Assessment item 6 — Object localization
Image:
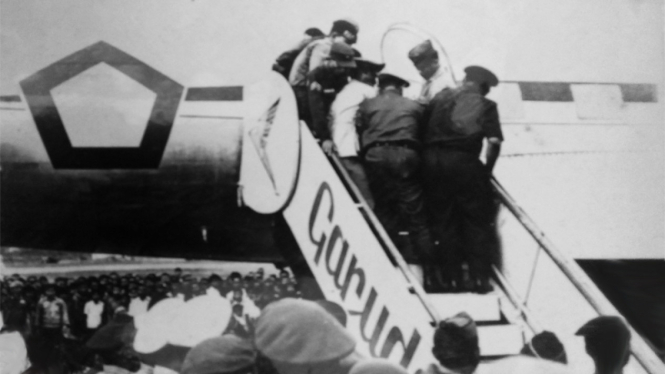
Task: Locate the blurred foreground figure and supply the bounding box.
[255,298,363,374]
[576,316,632,374]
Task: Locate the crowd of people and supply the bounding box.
[0,267,301,373]
[272,19,503,294]
[1,275,635,374]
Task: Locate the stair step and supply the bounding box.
[427,293,501,322]
[478,324,524,357]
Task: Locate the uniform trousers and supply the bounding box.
[292,86,312,128]
[339,156,374,209]
[363,145,434,263]
[423,148,499,285]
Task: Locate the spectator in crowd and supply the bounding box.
[35,284,70,371]
[83,291,105,340]
[576,316,632,374]
[129,286,151,317]
[1,280,31,336]
[2,267,302,374]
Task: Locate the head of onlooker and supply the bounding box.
[377,72,410,96]
[44,284,57,301]
[229,272,244,291]
[181,335,257,374]
[461,66,498,96]
[8,280,23,297]
[408,40,440,80]
[432,312,480,374]
[330,19,359,45]
[255,298,358,374]
[87,291,99,302]
[207,274,222,291]
[520,330,567,364]
[576,316,631,374]
[353,59,384,86]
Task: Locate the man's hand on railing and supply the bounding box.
[321,139,335,156]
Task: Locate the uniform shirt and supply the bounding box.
[424,86,503,156]
[128,296,150,317]
[84,300,105,329]
[418,66,456,103]
[356,90,425,150]
[329,80,377,157]
[37,297,69,329]
[289,38,333,87]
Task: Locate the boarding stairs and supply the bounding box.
[278,124,664,374]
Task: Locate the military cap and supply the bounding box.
[464,66,499,87]
[181,335,257,374]
[331,19,359,35]
[355,59,385,73]
[349,359,407,374]
[432,312,479,369]
[521,331,567,364]
[576,316,630,341]
[378,71,410,88]
[330,43,357,68]
[305,28,325,38]
[408,40,438,64]
[255,298,356,364]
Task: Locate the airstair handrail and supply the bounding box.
[328,153,442,325]
[491,265,543,335]
[491,177,665,374]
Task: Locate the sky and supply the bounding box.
[1,0,663,91]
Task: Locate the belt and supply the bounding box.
[365,141,420,151]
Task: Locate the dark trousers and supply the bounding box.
[308,88,335,140]
[364,146,434,263]
[293,86,312,128]
[423,148,499,284]
[340,156,375,209]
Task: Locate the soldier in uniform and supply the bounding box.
[408,40,456,103]
[422,66,502,293]
[356,71,436,287]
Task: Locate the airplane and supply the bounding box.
[1,0,663,372]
